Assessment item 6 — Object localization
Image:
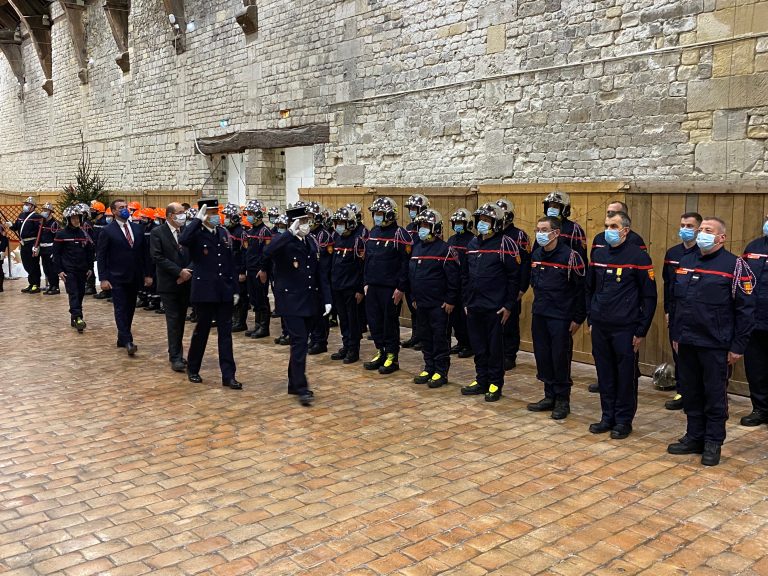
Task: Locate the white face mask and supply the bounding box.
[299,223,311,236]
[174,214,187,226]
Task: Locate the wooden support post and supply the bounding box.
[60,1,88,84]
[161,0,186,54]
[103,0,129,73]
[0,29,24,85]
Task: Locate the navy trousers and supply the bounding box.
[309,314,329,348]
[678,343,730,444]
[532,315,573,401]
[64,270,86,318]
[187,302,236,381]
[20,243,41,286]
[745,330,768,413]
[111,282,139,346]
[366,284,401,355]
[334,289,361,354]
[283,315,315,394]
[591,324,638,426]
[41,248,59,289]
[502,300,522,364]
[416,305,451,376]
[246,271,270,312]
[467,307,505,390]
[160,286,190,363]
[448,290,470,349]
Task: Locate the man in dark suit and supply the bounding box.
[264,204,332,406]
[180,200,242,390]
[151,202,193,373]
[96,199,153,356]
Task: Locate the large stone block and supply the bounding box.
[487,24,506,54]
[697,9,734,42]
[726,140,765,172]
[694,141,727,173]
[336,164,365,185]
[713,109,748,140]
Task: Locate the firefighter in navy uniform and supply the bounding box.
[180,201,242,390]
[527,216,586,420]
[741,214,768,427]
[668,217,756,466]
[401,194,430,350]
[222,203,249,333]
[8,196,44,293]
[587,210,657,440]
[94,207,113,299]
[542,191,587,260]
[329,207,365,364]
[460,203,521,402]
[661,212,702,410]
[304,201,334,355]
[270,214,292,346]
[243,199,273,339]
[345,202,370,335]
[407,209,460,388]
[0,225,8,292]
[363,197,413,375]
[36,202,60,295]
[263,205,332,406]
[496,198,531,371]
[447,208,474,358]
[54,205,95,333]
[86,201,107,295]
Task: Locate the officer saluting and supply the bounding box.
[668,217,756,466]
[263,204,332,406]
[180,199,242,390]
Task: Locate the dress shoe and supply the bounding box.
[610,424,632,440]
[667,435,704,455]
[485,384,502,402]
[330,348,347,360]
[665,394,684,411]
[449,344,462,355]
[413,371,431,384]
[223,378,243,390]
[126,343,137,356]
[461,381,485,395]
[378,354,399,374]
[342,351,359,364]
[188,373,202,383]
[589,421,612,434]
[701,442,722,466]
[551,399,570,420]
[171,360,187,373]
[45,287,60,295]
[740,410,768,427]
[231,323,247,333]
[503,357,516,371]
[94,291,110,299]
[275,335,290,345]
[428,374,446,389]
[84,286,97,296]
[527,397,555,412]
[299,391,314,406]
[588,382,600,393]
[155,306,165,315]
[401,336,417,349]
[28,285,40,294]
[364,350,385,371]
[308,343,327,355]
[457,348,474,358]
[413,342,423,351]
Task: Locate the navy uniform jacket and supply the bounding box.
[743,236,768,331]
[559,218,587,260]
[331,227,365,293]
[447,231,474,266]
[141,221,156,275]
[671,247,756,353]
[225,223,247,275]
[530,239,587,323]
[53,226,94,273]
[0,229,8,253]
[10,210,43,244]
[364,223,412,291]
[179,218,237,304]
[462,232,521,312]
[591,229,647,260]
[245,222,272,272]
[96,220,150,285]
[92,216,108,249]
[586,241,657,337]
[37,218,59,248]
[505,224,532,294]
[406,238,460,308]
[263,231,332,317]
[662,242,698,315]
[312,226,334,289]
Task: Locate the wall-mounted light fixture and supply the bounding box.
[279,109,290,119]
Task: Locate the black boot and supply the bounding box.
[232,300,248,333]
[527,397,555,412]
[551,399,570,420]
[251,311,271,338]
[0,271,4,292]
[701,442,722,466]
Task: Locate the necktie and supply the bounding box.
[123,223,133,247]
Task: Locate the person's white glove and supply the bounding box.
[196,204,207,220]
[233,293,240,306]
[324,304,332,316]
[289,218,301,236]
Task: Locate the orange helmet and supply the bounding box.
[105,207,113,216]
[91,200,105,213]
[127,201,142,212]
[155,208,166,220]
[140,207,155,220]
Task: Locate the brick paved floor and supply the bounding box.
[1,284,768,576]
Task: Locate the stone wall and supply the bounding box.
[1,0,768,198]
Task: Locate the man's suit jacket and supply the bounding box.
[151,224,192,293]
[96,220,149,285]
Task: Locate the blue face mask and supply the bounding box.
[276,227,286,234]
[477,221,491,235]
[373,215,384,227]
[763,220,768,237]
[546,207,560,218]
[418,227,430,241]
[209,215,221,226]
[269,217,277,224]
[22,205,31,213]
[335,224,347,235]
[118,208,131,220]
[604,228,622,247]
[536,231,552,246]
[696,232,718,251]
[246,215,256,224]
[106,216,114,224]
[409,210,418,220]
[679,227,696,243]
[453,224,464,234]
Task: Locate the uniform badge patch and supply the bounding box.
[327,245,333,254]
[744,281,753,294]
[647,269,655,280]
[293,261,299,269]
[405,245,412,254]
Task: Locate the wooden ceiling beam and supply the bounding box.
[103,0,129,72]
[0,28,24,84]
[59,0,87,83]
